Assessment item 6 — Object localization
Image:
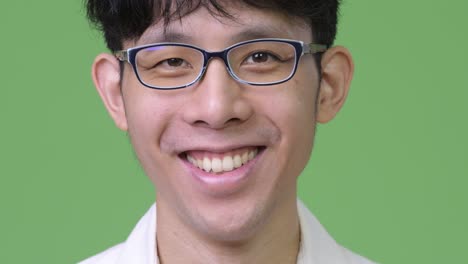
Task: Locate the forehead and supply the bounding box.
[133,4,312,48]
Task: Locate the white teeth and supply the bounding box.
[211,158,222,173]
[241,152,248,164]
[187,155,194,164]
[248,150,255,161]
[233,155,242,168]
[203,157,212,172]
[222,156,234,171]
[187,148,260,173]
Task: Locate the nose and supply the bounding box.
[182,58,253,129]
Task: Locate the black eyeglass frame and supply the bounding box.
[115,38,328,90]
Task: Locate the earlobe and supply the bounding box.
[316,46,354,124]
[92,53,128,131]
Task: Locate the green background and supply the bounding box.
[1,1,467,263]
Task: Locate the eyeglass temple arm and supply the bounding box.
[304,43,328,54]
[115,50,128,62]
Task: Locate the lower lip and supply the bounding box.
[180,150,263,196]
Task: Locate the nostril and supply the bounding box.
[192,118,242,129]
[226,117,241,125]
[193,120,209,127]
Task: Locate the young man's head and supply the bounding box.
[87,0,353,245]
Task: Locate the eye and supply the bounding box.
[244,52,280,64]
[155,57,190,68]
[165,58,185,67]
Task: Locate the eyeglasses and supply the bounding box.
[115,38,327,90]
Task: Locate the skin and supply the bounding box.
[91,4,353,264]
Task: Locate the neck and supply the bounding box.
[156,198,301,264]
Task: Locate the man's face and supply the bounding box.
[119,5,320,240]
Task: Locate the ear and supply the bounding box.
[91,53,128,131]
[316,46,354,123]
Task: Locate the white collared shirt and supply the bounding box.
[79,201,376,264]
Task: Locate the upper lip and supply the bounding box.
[176,143,266,155]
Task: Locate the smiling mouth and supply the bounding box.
[182,146,263,174]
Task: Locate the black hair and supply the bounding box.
[86,0,341,52]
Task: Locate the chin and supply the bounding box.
[188,196,273,243]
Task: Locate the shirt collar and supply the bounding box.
[115,204,158,264]
[296,200,350,263]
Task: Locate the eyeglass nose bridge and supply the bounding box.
[198,49,245,84]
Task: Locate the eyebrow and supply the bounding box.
[140,32,194,44]
[231,27,290,42]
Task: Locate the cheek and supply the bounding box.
[122,71,178,130]
[122,75,186,147]
[285,65,321,146]
[126,97,169,146]
[261,73,318,182]
[125,99,183,197]
[269,77,318,139]
[122,84,182,178]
